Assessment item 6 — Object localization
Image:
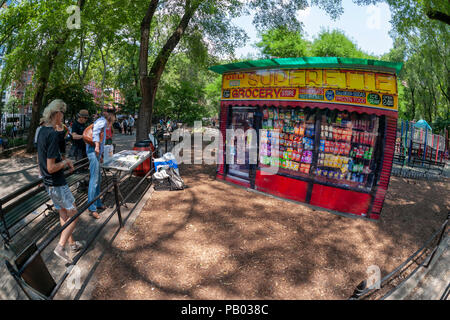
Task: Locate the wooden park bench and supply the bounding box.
[1,152,154,299]
[0,158,91,259]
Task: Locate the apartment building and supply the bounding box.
[85,81,124,109]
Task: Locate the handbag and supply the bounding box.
[83,123,104,147]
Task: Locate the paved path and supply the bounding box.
[0,155,40,199]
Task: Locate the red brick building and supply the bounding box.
[84,81,124,110]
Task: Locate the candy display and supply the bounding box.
[260,107,315,175]
[314,112,379,189]
[259,107,380,190]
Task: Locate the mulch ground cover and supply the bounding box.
[90,163,449,300]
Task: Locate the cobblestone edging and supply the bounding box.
[391,163,449,181]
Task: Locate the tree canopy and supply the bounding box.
[44,83,97,120]
[0,0,449,147]
[381,0,449,133]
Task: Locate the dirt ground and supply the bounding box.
[89,160,449,300]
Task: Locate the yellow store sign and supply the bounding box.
[221,68,398,111]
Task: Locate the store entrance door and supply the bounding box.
[226,107,257,181]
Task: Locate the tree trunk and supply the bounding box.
[26,48,59,153]
[136,0,159,142]
[136,0,198,142]
[137,76,158,140]
[409,86,416,120]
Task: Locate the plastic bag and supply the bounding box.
[163,153,179,174]
[152,167,184,191]
[166,167,185,190]
[148,133,158,149]
[153,152,179,174]
[152,168,169,180]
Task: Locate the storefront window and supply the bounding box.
[258,106,382,192]
[227,107,256,179]
[315,111,380,191]
[259,107,316,177]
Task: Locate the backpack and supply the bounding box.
[83,123,104,146]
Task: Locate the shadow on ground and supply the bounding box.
[89,159,449,300]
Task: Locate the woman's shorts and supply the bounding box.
[45,184,76,211]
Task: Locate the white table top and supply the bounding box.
[101,149,151,172]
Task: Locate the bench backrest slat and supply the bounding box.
[0,172,88,236]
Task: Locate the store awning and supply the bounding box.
[210,57,403,75]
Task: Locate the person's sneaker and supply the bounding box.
[70,240,85,253]
[54,244,72,263]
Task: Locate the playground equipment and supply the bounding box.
[396,119,448,166]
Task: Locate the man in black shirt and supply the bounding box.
[70,109,89,160]
[38,99,84,264]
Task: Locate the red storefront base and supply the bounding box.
[255,170,308,203]
[309,184,371,216]
[254,170,373,218]
[217,172,252,189]
[217,169,379,220]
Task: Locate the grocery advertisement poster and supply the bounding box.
[221,68,398,111]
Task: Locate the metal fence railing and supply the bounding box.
[3,163,154,300]
[349,213,449,300]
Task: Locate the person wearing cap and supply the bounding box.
[70,109,89,161]
[86,107,116,219]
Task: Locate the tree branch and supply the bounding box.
[426,10,450,25]
[149,0,199,82]
[81,45,95,84]
[0,25,17,46]
[131,38,140,97]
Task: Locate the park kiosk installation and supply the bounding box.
[210,57,403,220]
